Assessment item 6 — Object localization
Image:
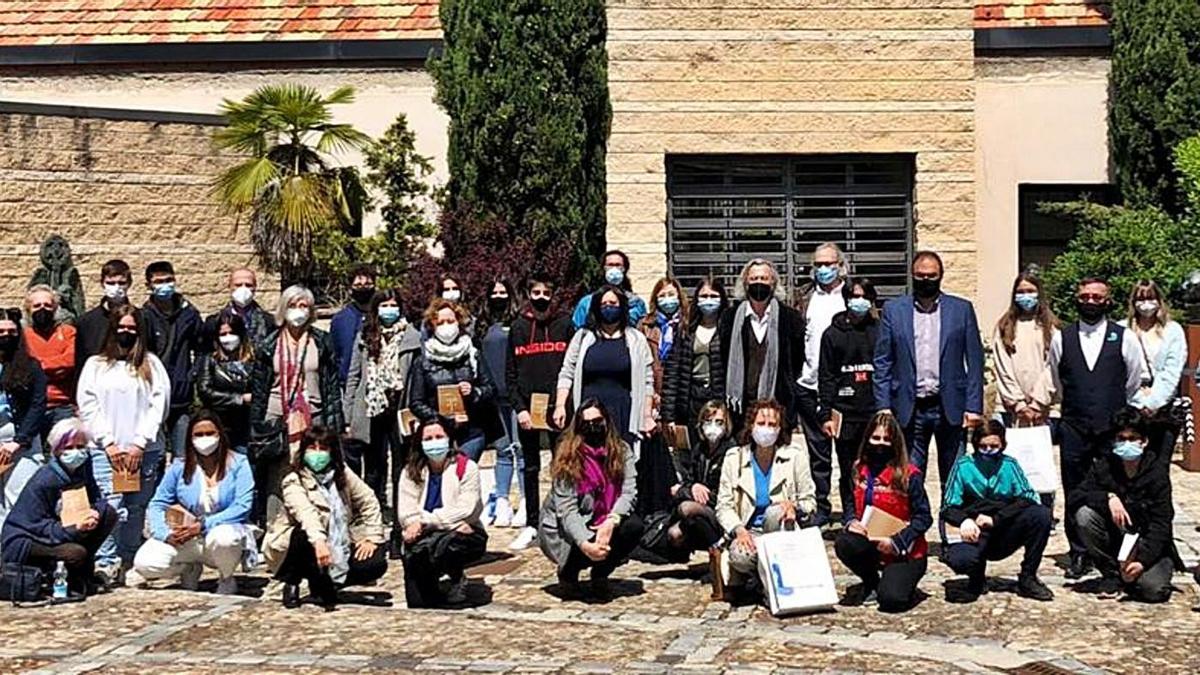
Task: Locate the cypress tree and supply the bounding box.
[1109,0,1200,215]
[430,0,610,275]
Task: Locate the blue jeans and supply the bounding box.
[457,427,488,463]
[903,398,964,486]
[166,409,190,459]
[491,408,524,502]
[91,438,164,568]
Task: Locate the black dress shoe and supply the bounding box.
[282,583,301,609]
[1016,575,1054,602]
[311,575,338,611]
[1066,554,1094,580]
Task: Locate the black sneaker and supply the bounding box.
[1096,576,1122,599]
[1066,554,1094,580]
[967,570,988,597]
[1016,575,1054,602]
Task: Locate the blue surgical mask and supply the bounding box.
[422,438,451,462]
[814,265,839,285]
[378,306,401,326]
[152,282,176,298]
[1014,293,1039,312]
[657,296,680,316]
[604,267,625,286]
[59,449,88,470]
[847,297,872,316]
[1113,440,1144,461]
[697,298,721,316]
[599,305,622,324]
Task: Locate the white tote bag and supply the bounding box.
[755,526,838,617]
[1001,425,1059,493]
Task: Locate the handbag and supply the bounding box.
[0,564,47,603]
[1134,333,1188,427]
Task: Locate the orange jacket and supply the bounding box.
[24,325,76,408]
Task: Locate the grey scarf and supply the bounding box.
[725,298,780,413]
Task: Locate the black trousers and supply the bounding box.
[274,528,388,590]
[797,388,834,525]
[942,504,1052,579]
[834,419,870,521]
[26,507,117,591]
[1074,505,1174,603]
[668,500,723,552]
[834,531,927,612]
[1148,422,1179,475]
[1059,421,1112,557]
[519,428,560,524]
[561,513,646,582]
[401,527,488,608]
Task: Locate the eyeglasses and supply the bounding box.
[1077,294,1107,303]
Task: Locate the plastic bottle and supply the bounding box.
[52,561,68,600]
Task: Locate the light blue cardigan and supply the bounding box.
[1122,319,1187,412]
[147,453,255,541]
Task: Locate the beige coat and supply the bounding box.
[715,439,817,534]
[263,466,386,573]
[396,456,484,531]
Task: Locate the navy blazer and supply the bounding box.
[872,293,984,427]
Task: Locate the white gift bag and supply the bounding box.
[1001,425,1059,493]
[755,526,838,617]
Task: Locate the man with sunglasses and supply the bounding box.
[1049,276,1146,579]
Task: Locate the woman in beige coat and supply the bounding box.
[263,427,386,611]
[716,399,817,590]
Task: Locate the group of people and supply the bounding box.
[0,241,1189,612]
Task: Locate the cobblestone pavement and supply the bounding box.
[5,452,1200,674]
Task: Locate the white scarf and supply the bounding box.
[423,333,474,366]
[316,470,350,584]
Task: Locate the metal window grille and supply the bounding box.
[666,154,915,300]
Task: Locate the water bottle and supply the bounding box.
[52,561,68,600]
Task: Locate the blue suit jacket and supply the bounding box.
[872,293,984,427]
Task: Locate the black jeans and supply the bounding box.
[903,396,964,487]
[25,507,117,591]
[401,527,488,608]
[274,528,388,590]
[835,419,870,521]
[942,504,1052,579]
[1074,505,1174,603]
[834,531,927,612]
[561,513,646,582]
[1059,421,1111,557]
[797,387,834,525]
[519,428,560,524]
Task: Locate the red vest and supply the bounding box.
[852,463,927,562]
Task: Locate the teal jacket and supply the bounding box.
[940,453,1039,527]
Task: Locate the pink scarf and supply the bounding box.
[577,444,620,526]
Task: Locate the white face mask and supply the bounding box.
[442,289,462,303]
[752,424,780,448]
[701,421,726,444]
[435,323,460,344]
[286,307,309,327]
[218,334,242,352]
[193,436,219,456]
[1136,300,1159,317]
[103,283,127,301]
[231,286,254,307]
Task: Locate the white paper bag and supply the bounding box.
[1001,425,1059,493]
[755,526,838,617]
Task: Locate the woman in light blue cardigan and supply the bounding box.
[1122,280,1187,472]
[128,412,256,594]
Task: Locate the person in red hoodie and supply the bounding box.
[834,411,931,612]
[505,274,575,551]
[23,285,77,439]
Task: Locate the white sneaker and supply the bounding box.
[124,568,147,589]
[215,576,238,596]
[511,501,527,528]
[493,497,514,528]
[179,563,202,592]
[508,526,538,551]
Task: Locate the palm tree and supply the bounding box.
[213,84,372,280]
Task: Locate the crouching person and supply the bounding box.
[128,413,255,594]
[663,401,736,559]
[1,417,116,596]
[540,399,645,599]
[263,427,387,611]
[397,420,488,608]
[940,420,1053,602]
[1070,409,1182,603]
[715,399,816,594]
[835,412,930,612]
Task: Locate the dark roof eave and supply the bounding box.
[0,38,442,67]
[974,25,1112,55]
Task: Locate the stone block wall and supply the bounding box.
[0,108,268,316]
[606,0,979,297]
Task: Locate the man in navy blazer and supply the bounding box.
[873,251,984,486]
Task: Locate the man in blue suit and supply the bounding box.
[873,251,984,486]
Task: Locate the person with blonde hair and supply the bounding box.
[1120,279,1186,472]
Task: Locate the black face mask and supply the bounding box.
[32,308,55,332]
[747,282,773,303]
[488,296,509,315]
[913,277,941,300]
[866,442,892,464]
[580,420,607,446]
[0,335,17,355]
[1076,301,1108,323]
[116,331,138,350]
[351,287,375,306]
[530,297,552,314]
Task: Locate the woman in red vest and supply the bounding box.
[834,411,932,612]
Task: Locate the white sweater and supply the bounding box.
[77,354,170,449]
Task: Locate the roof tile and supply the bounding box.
[975,1,1111,29]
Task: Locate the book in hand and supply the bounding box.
[530,393,552,431]
[437,384,468,422]
[829,409,844,438]
[165,504,198,529]
[861,505,907,541]
[670,424,691,451]
[1118,533,1140,563]
[60,487,91,529]
[942,523,963,545]
[112,467,141,494]
[397,408,418,437]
